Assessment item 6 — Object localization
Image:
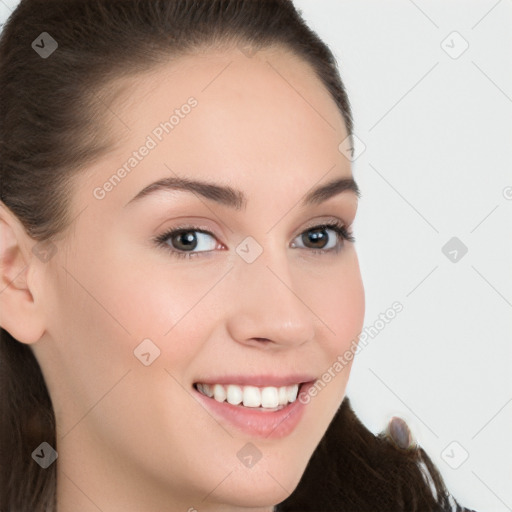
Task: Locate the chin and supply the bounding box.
[208,481,292,509]
[203,456,305,508]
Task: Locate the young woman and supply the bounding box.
[0,1,478,510]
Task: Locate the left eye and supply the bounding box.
[291,226,340,251]
[154,222,354,260]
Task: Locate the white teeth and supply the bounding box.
[226,384,243,405]
[286,385,299,403]
[261,387,279,408]
[196,382,301,408]
[278,386,288,405]
[242,386,261,408]
[213,384,226,403]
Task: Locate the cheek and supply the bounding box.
[306,250,365,354]
[84,252,219,368]
[97,245,365,368]
[45,230,365,501]
[56,233,364,364]
[302,251,365,403]
[330,268,365,352]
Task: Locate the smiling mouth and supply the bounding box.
[193,382,304,411]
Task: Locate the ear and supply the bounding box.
[0,201,47,344]
[385,416,416,450]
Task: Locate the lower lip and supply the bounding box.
[192,381,315,439]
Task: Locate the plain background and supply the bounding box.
[291,2,512,511]
[1,1,511,511]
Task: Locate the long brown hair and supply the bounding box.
[0,1,473,510]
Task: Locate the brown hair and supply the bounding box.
[0,1,472,511]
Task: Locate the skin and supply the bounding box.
[0,46,364,512]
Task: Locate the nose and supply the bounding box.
[224,244,316,350]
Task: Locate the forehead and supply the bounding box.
[74,47,353,216]
[114,46,347,143]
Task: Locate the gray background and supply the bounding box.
[293,2,511,511]
[1,0,511,510]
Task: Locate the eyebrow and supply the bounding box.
[124,174,360,210]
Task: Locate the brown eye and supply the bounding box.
[301,227,330,250]
[156,228,219,256]
[153,221,353,261]
[171,231,200,251]
[292,225,342,252]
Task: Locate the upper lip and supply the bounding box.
[193,374,317,387]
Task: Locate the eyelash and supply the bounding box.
[152,220,355,260]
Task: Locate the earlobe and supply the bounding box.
[0,202,46,345]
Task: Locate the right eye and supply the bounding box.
[153,226,222,260]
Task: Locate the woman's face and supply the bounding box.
[32,47,364,511]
